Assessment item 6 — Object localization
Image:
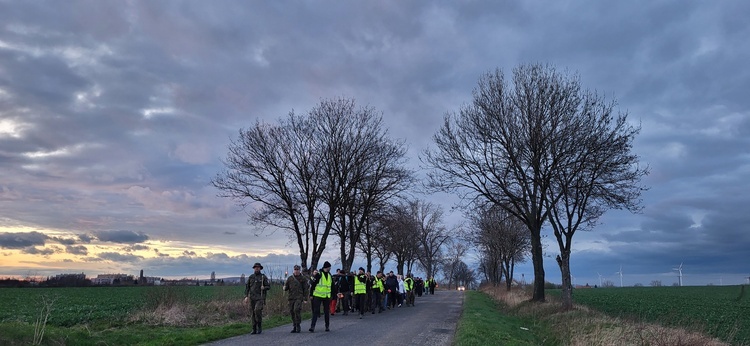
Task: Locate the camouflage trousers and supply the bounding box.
[288,298,303,325]
[406,290,415,306]
[250,299,264,326]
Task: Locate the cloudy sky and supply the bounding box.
[1,1,748,286]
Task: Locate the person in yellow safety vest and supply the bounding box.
[370,271,385,313]
[404,272,415,306]
[353,267,367,319]
[309,261,332,333]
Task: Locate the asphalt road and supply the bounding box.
[203,290,464,346]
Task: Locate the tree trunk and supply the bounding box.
[557,252,573,310]
[530,228,546,302]
[396,257,405,276]
[503,261,513,292]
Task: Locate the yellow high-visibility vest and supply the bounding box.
[374,277,384,293]
[313,272,332,298]
[354,275,366,294]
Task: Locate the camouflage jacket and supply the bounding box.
[284,273,309,301]
[245,273,270,300]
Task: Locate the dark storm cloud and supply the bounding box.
[78,234,94,243]
[122,244,150,252]
[21,246,58,256]
[50,236,78,245]
[0,232,48,249]
[97,252,143,263]
[92,230,149,244]
[65,245,88,255]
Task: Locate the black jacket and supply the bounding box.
[335,274,350,293]
[385,275,398,292]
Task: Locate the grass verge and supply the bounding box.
[481,286,731,346]
[454,290,559,345]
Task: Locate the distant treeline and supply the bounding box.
[0,277,91,288]
[0,278,271,288]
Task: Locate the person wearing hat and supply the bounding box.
[283,264,309,333]
[244,262,270,334]
[309,260,332,332]
[353,267,367,318]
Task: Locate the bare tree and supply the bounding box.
[423,63,646,302]
[473,206,504,287]
[379,202,420,275]
[441,239,469,289]
[470,202,530,291]
[451,261,477,289]
[409,200,450,279]
[327,102,412,273]
[357,218,377,273]
[213,97,411,273]
[360,214,393,273]
[546,90,647,309]
[213,117,316,271]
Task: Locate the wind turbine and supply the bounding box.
[673,262,683,287]
[615,265,623,287]
[597,272,603,287]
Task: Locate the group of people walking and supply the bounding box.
[243,261,438,334]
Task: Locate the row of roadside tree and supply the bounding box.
[212,63,647,309]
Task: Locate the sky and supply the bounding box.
[1,1,748,286]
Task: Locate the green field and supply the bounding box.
[567,285,750,344]
[0,285,296,345]
[0,285,243,326]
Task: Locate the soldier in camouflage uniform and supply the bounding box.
[283,264,309,333]
[244,262,270,334]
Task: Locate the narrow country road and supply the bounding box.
[203,290,464,346]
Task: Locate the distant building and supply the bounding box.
[92,273,134,285]
[46,273,90,287]
[52,273,86,280]
[161,278,200,286]
[141,276,161,285]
